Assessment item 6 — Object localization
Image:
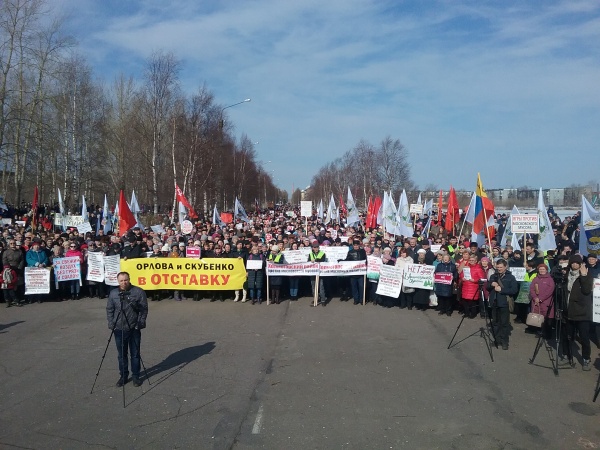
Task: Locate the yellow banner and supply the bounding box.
[120,258,246,291]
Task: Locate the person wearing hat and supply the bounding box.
[488,259,519,350]
[121,236,143,260]
[343,240,367,305]
[563,254,593,371]
[308,241,327,306]
[414,238,435,265]
[267,245,286,304]
[585,254,600,279]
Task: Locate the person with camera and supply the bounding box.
[488,259,519,350]
[106,271,148,387]
[564,255,594,371]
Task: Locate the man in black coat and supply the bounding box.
[344,240,367,305]
[488,259,519,350]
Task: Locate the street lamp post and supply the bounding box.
[219,98,251,129]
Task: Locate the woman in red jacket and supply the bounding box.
[459,254,486,318]
[65,242,84,300]
[529,263,555,339]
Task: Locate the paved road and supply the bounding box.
[0,296,598,449]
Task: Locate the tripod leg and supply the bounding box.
[594,373,600,402]
[90,310,121,394]
[121,329,126,408]
[138,351,151,385]
[448,315,467,349]
[90,325,117,394]
[528,333,544,365]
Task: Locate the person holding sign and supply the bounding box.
[247,246,265,304]
[434,253,458,316]
[26,239,49,303]
[564,255,594,371]
[488,259,519,350]
[343,240,367,305]
[458,254,486,319]
[65,242,84,300]
[308,241,327,306]
[268,245,286,304]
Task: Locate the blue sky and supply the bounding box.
[55,0,600,194]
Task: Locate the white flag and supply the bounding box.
[396,189,413,237]
[57,188,66,231]
[234,197,250,223]
[501,205,521,251]
[579,195,600,256]
[81,195,88,222]
[213,204,226,227]
[102,194,112,235]
[325,194,336,225]
[130,190,144,229]
[537,188,556,252]
[317,200,324,221]
[346,187,359,226]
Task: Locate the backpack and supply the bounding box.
[2,267,13,287]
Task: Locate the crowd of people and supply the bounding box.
[0,202,597,371]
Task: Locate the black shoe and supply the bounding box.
[502,343,509,350]
[116,377,128,387]
[446,312,452,317]
[132,377,142,387]
[438,311,445,315]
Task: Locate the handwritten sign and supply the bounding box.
[376,265,403,297]
[367,255,382,280]
[25,267,50,294]
[54,256,81,284]
[87,252,105,282]
[511,267,527,282]
[403,264,435,290]
[410,204,423,214]
[54,214,84,227]
[104,255,121,286]
[181,220,193,235]
[301,201,312,217]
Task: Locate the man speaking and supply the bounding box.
[106,271,148,387]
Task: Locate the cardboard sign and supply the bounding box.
[403,264,435,290]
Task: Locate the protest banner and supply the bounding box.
[410,203,423,214]
[403,264,435,290]
[25,267,50,294]
[511,267,527,282]
[511,214,540,233]
[104,255,121,286]
[186,247,201,259]
[54,256,82,284]
[77,222,93,234]
[434,272,453,285]
[593,279,600,324]
[1,218,12,226]
[15,220,26,228]
[87,252,105,282]
[376,265,403,297]
[266,262,320,277]
[121,258,246,290]
[367,255,381,280]
[318,261,367,277]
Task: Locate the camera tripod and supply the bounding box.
[90,294,150,408]
[528,285,571,375]
[448,282,498,362]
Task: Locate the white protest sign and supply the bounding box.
[462,267,472,281]
[151,224,165,234]
[1,218,12,226]
[511,267,527,282]
[282,249,311,264]
[54,214,84,227]
[181,220,193,235]
[511,214,540,234]
[301,201,313,218]
[25,267,50,294]
[592,279,600,324]
[403,264,435,290]
[246,259,263,270]
[410,203,423,214]
[376,265,403,297]
[87,252,105,282]
[104,255,121,286]
[322,246,349,262]
[431,244,442,253]
[77,221,93,234]
[318,261,367,277]
[367,255,382,280]
[54,256,81,283]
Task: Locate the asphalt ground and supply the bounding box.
[0,294,599,450]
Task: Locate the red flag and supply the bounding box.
[31,186,39,229]
[339,195,347,216]
[372,196,382,227]
[445,187,459,233]
[118,190,136,236]
[175,183,198,219]
[437,189,443,225]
